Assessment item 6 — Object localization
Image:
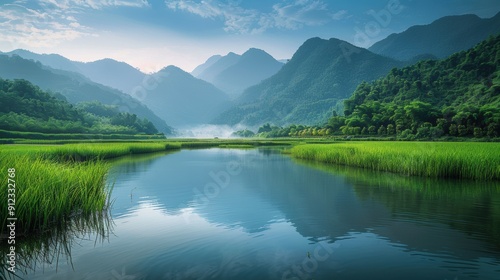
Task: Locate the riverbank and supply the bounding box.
[0,140,292,236]
[2,139,498,237]
[289,141,500,180]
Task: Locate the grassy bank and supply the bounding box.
[290,142,500,180]
[0,142,182,236]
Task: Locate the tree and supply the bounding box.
[387,124,395,135]
[368,125,376,135]
[449,124,458,136]
[377,125,387,135]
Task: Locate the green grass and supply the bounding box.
[0,142,183,236]
[5,138,495,238]
[290,141,500,180]
[0,155,110,236]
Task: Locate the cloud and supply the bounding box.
[39,0,150,10]
[0,0,149,49]
[332,9,349,20]
[166,0,347,34]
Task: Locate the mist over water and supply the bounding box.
[173,124,251,138]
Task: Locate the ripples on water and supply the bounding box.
[4,148,500,279]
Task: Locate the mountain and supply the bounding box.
[4,49,81,73]
[211,48,284,97]
[195,52,240,83]
[76,58,146,95]
[193,49,284,98]
[191,55,222,77]
[0,54,173,134]
[140,66,230,127]
[213,37,405,126]
[338,34,500,138]
[3,49,146,95]
[369,13,500,61]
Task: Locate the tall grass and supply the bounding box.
[0,155,110,236]
[290,142,500,180]
[0,142,182,236]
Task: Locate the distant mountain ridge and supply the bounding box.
[213,37,405,126]
[140,65,231,127]
[3,49,146,95]
[191,55,222,77]
[369,12,500,61]
[193,49,284,98]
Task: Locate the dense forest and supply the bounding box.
[235,35,500,139]
[0,78,161,135]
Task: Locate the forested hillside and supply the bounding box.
[0,79,160,135]
[242,35,500,139]
[214,37,405,126]
[0,54,173,134]
[338,35,500,139]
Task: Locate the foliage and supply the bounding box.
[336,35,500,139]
[231,129,255,138]
[0,79,160,136]
[0,54,173,134]
[290,142,500,180]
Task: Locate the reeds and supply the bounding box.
[290,142,500,180]
[0,142,182,236]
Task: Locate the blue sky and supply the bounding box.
[0,0,498,73]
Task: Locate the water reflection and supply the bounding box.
[8,148,500,279]
[0,210,113,280]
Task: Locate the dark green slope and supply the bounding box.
[369,13,500,61]
[214,37,405,126]
[0,78,159,135]
[0,55,173,134]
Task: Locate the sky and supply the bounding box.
[0,0,498,73]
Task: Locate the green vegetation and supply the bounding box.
[0,78,163,136]
[0,54,173,134]
[214,37,405,126]
[338,35,500,140]
[290,142,500,180]
[237,35,500,140]
[0,139,294,236]
[295,159,500,249]
[0,142,178,236]
[232,129,255,138]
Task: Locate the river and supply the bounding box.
[13,148,500,279]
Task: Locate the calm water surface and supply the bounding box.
[12,148,500,279]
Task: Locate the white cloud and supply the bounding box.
[166,0,347,34]
[39,0,150,10]
[0,0,149,49]
[332,9,349,20]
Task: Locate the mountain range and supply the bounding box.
[0,54,172,134]
[192,48,284,98]
[2,49,146,95]
[213,38,406,126]
[369,12,500,61]
[1,12,498,134]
